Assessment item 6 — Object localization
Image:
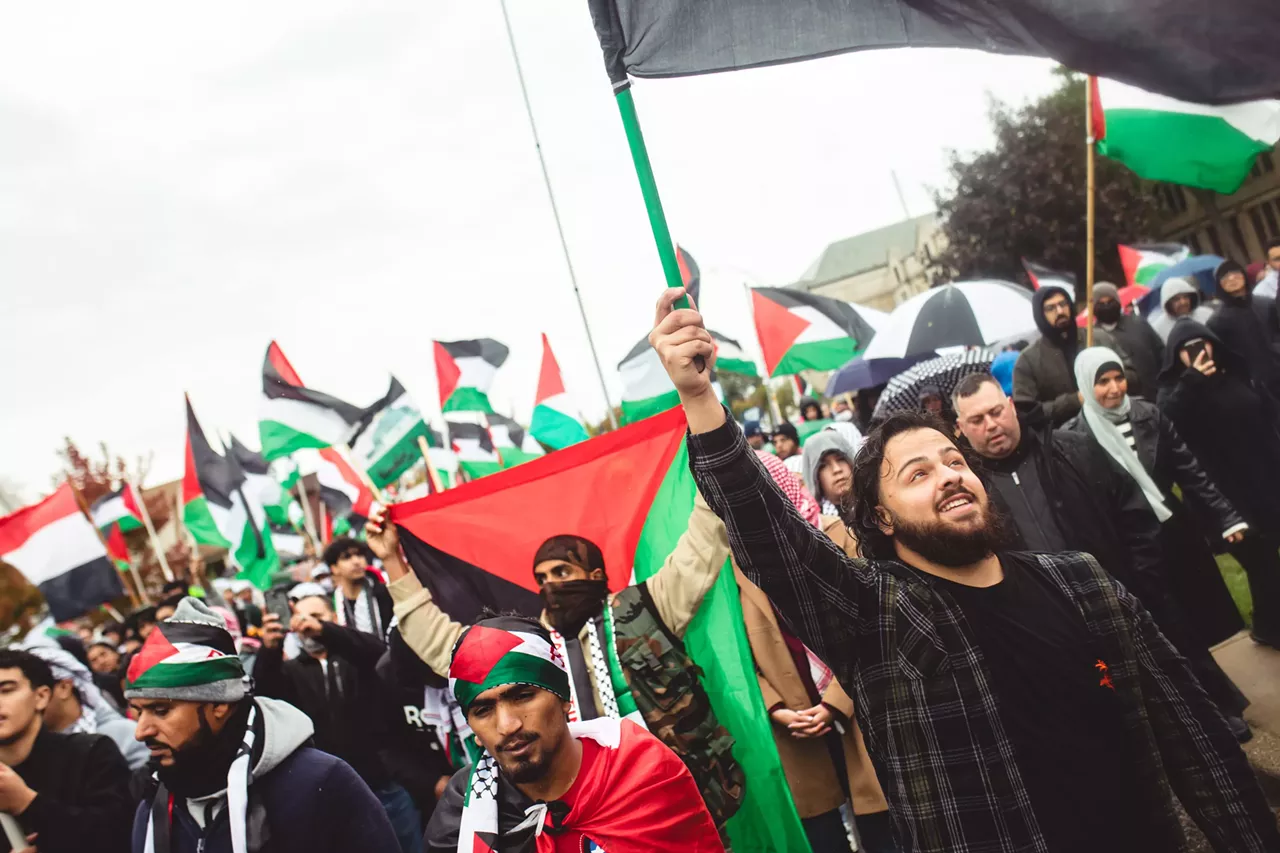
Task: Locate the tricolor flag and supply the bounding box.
[89,487,144,534]
[750,287,879,377]
[389,408,806,851]
[710,331,757,377]
[258,341,367,461]
[183,396,279,589]
[227,435,292,527]
[349,377,440,488]
[1094,76,1280,194]
[104,522,131,572]
[486,413,544,468]
[448,418,502,480]
[675,244,701,306]
[1022,259,1077,294]
[435,339,510,414]
[617,335,727,425]
[0,483,124,621]
[315,447,378,528]
[1117,243,1191,288]
[529,334,589,450]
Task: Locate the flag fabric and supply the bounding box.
[585,0,1280,105]
[750,287,878,377]
[530,334,590,450]
[390,408,809,852]
[1117,243,1192,288]
[1022,259,1077,293]
[617,336,725,425]
[89,488,144,534]
[1094,76,1280,194]
[435,339,510,414]
[258,341,367,461]
[0,483,124,621]
[227,436,292,527]
[183,397,279,589]
[350,377,441,488]
[448,418,502,480]
[676,244,701,306]
[315,448,378,528]
[486,413,545,468]
[711,332,758,377]
[104,522,131,572]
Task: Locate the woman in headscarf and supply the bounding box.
[1068,346,1251,740]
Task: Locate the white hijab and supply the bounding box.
[1073,347,1172,522]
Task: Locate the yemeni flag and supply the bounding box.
[529,334,589,450]
[1117,243,1191,288]
[258,341,367,461]
[350,377,440,488]
[1094,76,1280,194]
[183,396,279,589]
[89,487,144,534]
[448,418,502,480]
[0,483,124,621]
[750,287,877,377]
[1022,259,1077,293]
[617,336,726,425]
[390,409,808,852]
[487,413,545,468]
[315,447,378,528]
[435,339,510,414]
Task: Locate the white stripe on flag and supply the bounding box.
[454,356,500,394]
[2,511,107,586]
[259,396,353,445]
[619,347,675,401]
[90,494,131,528]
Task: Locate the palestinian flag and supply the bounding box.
[448,418,502,480]
[1117,243,1191,288]
[750,287,877,377]
[183,396,279,589]
[529,334,589,450]
[0,483,124,621]
[617,335,725,425]
[487,413,544,468]
[1094,76,1280,194]
[104,522,131,572]
[227,435,293,527]
[315,447,378,527]
[389,408,808,851]
[1022,259,1076,293]
[258,341,367,461]
[435,339,510,414]
[125,618,243,693]
[676,244,701,306]
[350,377,440,488]
[711,332,758,377]
[89,487,143,534]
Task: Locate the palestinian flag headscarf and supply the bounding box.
[448,616,570,853]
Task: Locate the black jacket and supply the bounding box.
[336,572,394,637]
[1208,291,1280,403]
[7,729,132,853]
[375,629,453,813]
[1098,315,1165,401]
[253,622,395,790]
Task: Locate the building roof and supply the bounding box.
[796,212,937,288]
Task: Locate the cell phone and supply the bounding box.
[263,588,293,624]
[1183,339,1208,364]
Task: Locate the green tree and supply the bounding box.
[931,71,1167,293]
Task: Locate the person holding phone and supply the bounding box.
[1158,319,1280,648]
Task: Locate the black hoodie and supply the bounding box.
[1158,319,1280,528]
[1207,260,1280,402]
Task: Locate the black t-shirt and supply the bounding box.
[926,553,1151,853]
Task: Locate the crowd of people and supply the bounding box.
[6,247,1280,852]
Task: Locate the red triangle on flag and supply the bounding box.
[127,626,179,683]
[318,448,376,518]
[450,625,525,684]
[391,407,687,596]
[752,289,812,376]
[1117,245,1142,289]
[435,341,461,409]
[534,334,566,405]
[266,340,304,386]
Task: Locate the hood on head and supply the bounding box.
[799,396,822,417]
[1031,285,1075,341]
[1160,277,1201,313]
[1159,318,1240,381]
[801,430,856,505]
[1215,259,1249,303]
[251,696,315,778]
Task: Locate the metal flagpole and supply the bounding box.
[498,0,619,429]
[1085,77,1097,346]
[126,474,174,582]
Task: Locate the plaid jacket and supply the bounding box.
[688,417,1279,853]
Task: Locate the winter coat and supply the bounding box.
[800,430,857,512]
[131,697,399,853]
[1158,319,1280,535]
[374,628,454,815]
[7,729,133,853]
[253,621,397,791]
[1208,291,1280,403]
[1096,315,1166,400]
[1149,278,1214,343]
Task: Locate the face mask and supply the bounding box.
[300,635,326,655]
[834,409,853,422]
[318,578,334,594]
[540,579,609,636]
[1094,302,1122,324]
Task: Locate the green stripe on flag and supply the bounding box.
[1099,109,1273,194]
[367,419,437,488]
[126,657,244,690]
[259,419,335,459]
[442,387,495,414]
[530,404,589,450]
[183,496,232,549]
[620,391,680,426]
[234,515,279,591]
[634,443,811,853]
[771,338,862,377]
[716,356,759,378]
[459,460,504,480]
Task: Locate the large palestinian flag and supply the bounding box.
[0,483,124,621]
[435,339,510,414]
[89,487,144,534]
[183,396,279,589]
[258,341,367,461]
[750,287,878,377]
[1117,243,1191,288]
[349,377,440,488]
[1093,76,1280,194]
[529,334,589,450]
[390,409,808,852]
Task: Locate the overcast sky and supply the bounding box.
[0,2,1059,501]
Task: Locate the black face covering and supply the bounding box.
[540,579,609,636]
[153,701,251,799]
[1094,301,1122,325]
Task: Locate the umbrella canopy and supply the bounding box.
[1135,255,1224,316]
[861,280,1035,360]
[826,352,935,397]
[871,350,996,421]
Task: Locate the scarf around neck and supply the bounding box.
[334,575,382,636]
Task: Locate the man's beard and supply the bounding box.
[150,702,251,798]
[495,732,554,785]
[890,492,1011,568]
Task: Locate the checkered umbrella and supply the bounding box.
[871,350,996,421]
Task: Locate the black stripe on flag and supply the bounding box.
[39,556,124,622]
[448,421,495,454]
[228,435,270,477]
[152,618,240,657]
[486,413,527,449]
[262,354,366,423]
[437,339,510,369]
[754,287,877,345]
[398,528,541,625]
[187,399,238,511]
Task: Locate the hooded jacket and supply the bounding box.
[799,430,861,553]
[1013,288,1134,425]
[1207,260,1280,403]
[1149,278,1214,342]
[130,697,400,853]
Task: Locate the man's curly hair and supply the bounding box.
[848,411,979,560]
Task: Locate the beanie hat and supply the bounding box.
[448,615,569,715]
[532,534,606,580]
[1093,282,1120,303]
[124,597,247,702]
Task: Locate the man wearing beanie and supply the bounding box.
[1208,259,1280,403]
[126,597,400,853]
[1090,281,1165,399]
[425,615,724,853]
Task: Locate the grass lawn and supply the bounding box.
[1217,553,1253,627]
